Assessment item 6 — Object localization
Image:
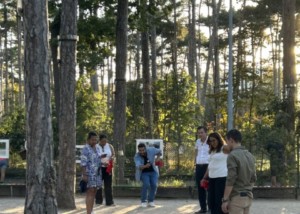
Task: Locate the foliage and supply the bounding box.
[0,106,25,152]
[76,76,112,144]
[159,178,186,187]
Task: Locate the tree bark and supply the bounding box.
[141,31,153,138]
[113,0,128,184]
[57,0,78,209]
[282,0,296,132]
[23,0,58,213]
[188,0,196,81]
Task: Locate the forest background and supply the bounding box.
[0,0,300,210]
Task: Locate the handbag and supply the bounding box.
[79,180,87,193]
[200,179,209,190]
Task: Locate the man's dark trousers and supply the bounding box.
[196,164,208,211]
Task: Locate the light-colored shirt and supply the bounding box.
[134,147,161,181]
[97,143,113,167]
[195,138,209,164]
[208,151,228,178]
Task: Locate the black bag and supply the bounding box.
[79,180,87,193]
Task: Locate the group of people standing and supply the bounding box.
[80,126,256,214]
[194,126,257,214]
[80,131,115,214]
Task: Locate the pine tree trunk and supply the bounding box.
[23,0,58,213]
[113,0,128,184]
[141,0,153,138]
[282,0,296,132]
[141,31,153,138]
[188,0,196,81]
[57,0,78,208]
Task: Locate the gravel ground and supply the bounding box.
[0,196,300,214]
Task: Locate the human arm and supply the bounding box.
[134,154,151,170]
[222,145,230,154]
[200,168,209,186]
[81,166,88,181]
[155,148,162,161]
[221,185,233,213]
[80,146,89,181]
[109,144,116,161]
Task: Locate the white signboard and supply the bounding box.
[0,139,9,158]
[136,139,164,158]
[75,145,85,163]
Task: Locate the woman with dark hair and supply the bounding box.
[81,131,102,214]
[201,132,229,214]
[95,134,115,206]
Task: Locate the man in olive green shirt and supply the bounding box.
[222,129,256,214]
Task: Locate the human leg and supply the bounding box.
[148,171,158,202]
[0,159,8,182]
[102,168,114,205]
[140,172,151,202]
[196,164,208,211]
[86,187,97,214]
[0,168,5,182]
[208,178,215,214]
[212,177,226,214]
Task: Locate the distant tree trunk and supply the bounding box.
[201,3,212,107]
[4,2,9,113]
[282,0,296,132]
[149,0,159,137]
[141,31,153,138]
[57,0,78,209]
[141,0,153,138]
[172,0,178,75]
[17,9,23,105]
[196,0,203,104]
[0,36,3,114]
[234,0,246,120]
[23,0,58,213]
[188,0,196,81]
[113,0,128,184]
[90,66,99,91]
[212,0,222,128]
[149,0,157,80]
[136,33,141,80]
[107,55,113,115]
[50,12,61,128]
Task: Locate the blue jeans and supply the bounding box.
[140,171,158,202]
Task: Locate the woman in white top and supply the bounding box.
[201,132,229,214]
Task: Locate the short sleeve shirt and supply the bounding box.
[81,144,102,188]
[195,138,209,164]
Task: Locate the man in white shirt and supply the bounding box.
[194,126,209,213]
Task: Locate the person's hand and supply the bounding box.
[221,201,229,213]
[145,163,151,168]
[200,179,205,186]
[82,174,88,182]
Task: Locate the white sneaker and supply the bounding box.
[148,202,155,207]
[141,202,147,208]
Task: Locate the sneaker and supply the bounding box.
[141,202,148,208]
[148,202,155,207]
